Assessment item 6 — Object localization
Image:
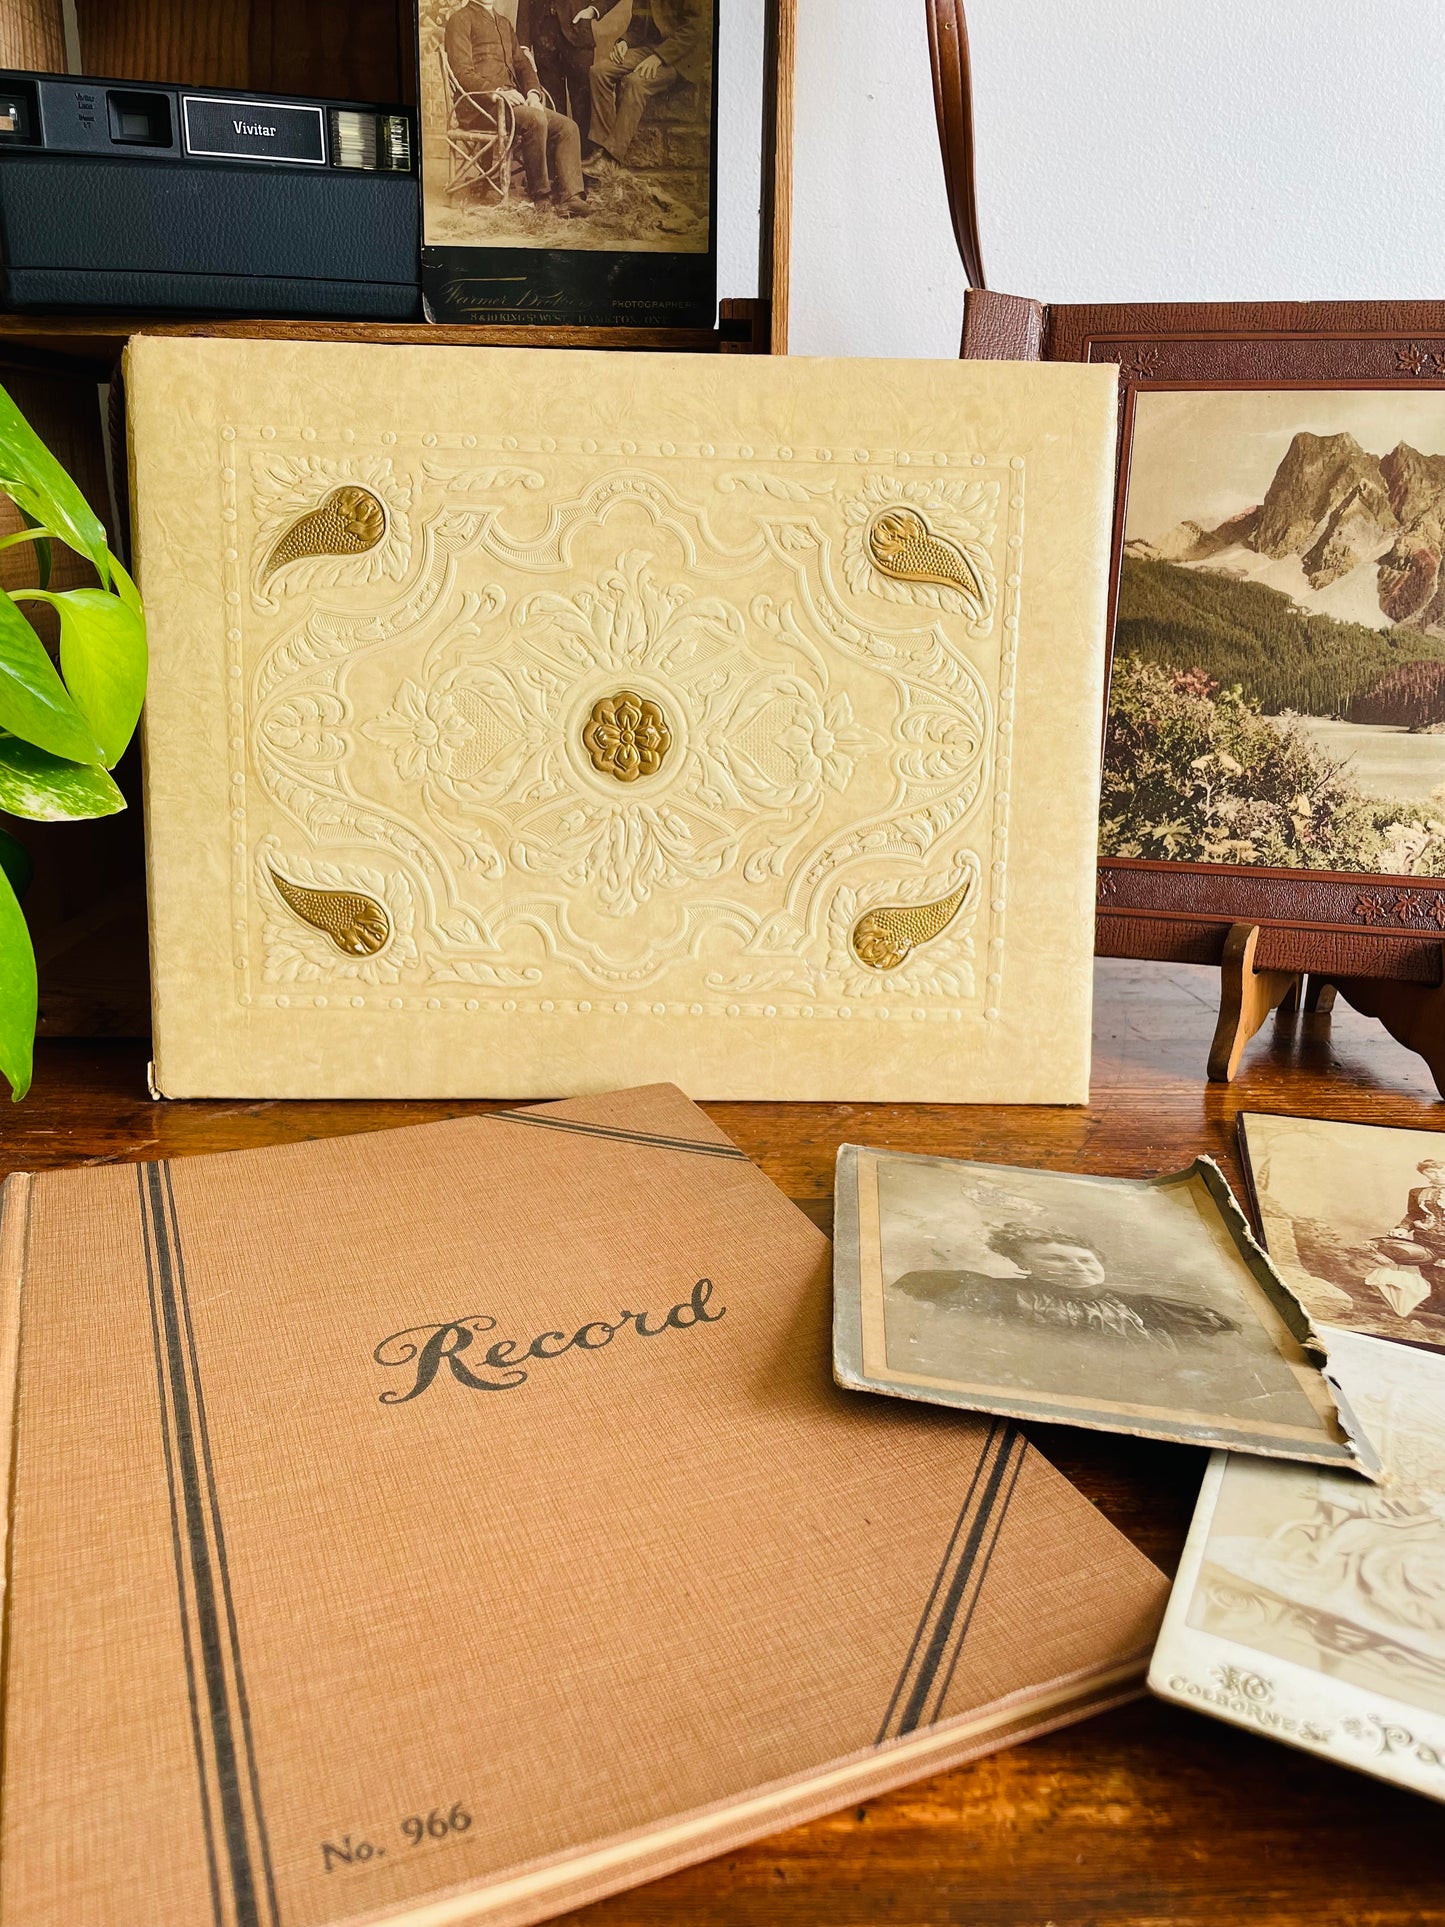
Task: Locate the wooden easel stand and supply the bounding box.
[1209,920,1445,1097]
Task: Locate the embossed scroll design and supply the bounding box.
[245,451,413,610]
[868,508,984,604]
[1210,1664,1272,1702]
[1342,1713,1445,1773]
[232,442,1023,1017]
[843,474,996,625]
[254,838,417,987]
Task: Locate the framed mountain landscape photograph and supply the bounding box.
[1116,387,1445,867]
[963,297,1445,979]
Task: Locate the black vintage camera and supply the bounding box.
[0,70,421,319]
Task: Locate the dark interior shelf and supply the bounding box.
[0,307,764,373]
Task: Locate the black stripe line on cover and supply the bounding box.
[897,1426,1023,1736]
[925,1430,1029,1729]
[880,1422,1023,1741]
[164,1164,281,1927]
[140,1162,276,1927]
[874,1418,999,1746]
[491,1111,748,1160]
[137,1164,224,1927]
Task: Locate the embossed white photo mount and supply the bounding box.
[128,341,1118,1099]
[1151,1330,1445,1804]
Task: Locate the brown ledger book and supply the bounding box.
[0,1086,1166,1927]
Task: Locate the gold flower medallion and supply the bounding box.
[582,691,672,783]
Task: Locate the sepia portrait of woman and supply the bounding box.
[891,1222,1241,1351]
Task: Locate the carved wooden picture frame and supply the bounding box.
[964,294,1445,984]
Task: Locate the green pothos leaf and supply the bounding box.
[17,507,51,590]
[0,737,125,821]
[0,588,105,766]
[53,588,147,767]
[0,857,35,1099]
[0,379,109,585]
[106,550,142,616]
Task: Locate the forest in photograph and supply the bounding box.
[1113,558,1445,721]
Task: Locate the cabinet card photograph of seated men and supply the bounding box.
[1240,1111,1445,1354]
[832,1145,1381,1474]
[417,0,718,327]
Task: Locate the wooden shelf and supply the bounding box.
[0,307,764,371]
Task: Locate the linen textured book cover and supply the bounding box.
[832,1144,1380,1474]
[0,1086,1167,1927]
[126,337,1118,1099]
[1151,1330,1445,1804]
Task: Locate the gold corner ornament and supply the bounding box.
[268,869,391,957]
[851,879,973,972]
[867,506,983,601]
[264,485,387,580]
[582,690,672,783]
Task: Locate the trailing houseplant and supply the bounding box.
[0,380,146,1100]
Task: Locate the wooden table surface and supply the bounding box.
[8,959,1444,1927]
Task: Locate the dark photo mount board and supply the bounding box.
[422,224,716,329]
[419,1,719,329]
[963,292,1445,983]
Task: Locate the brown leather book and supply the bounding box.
[0,1086,1166,1927]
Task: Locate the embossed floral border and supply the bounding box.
[218,428,1024,1024]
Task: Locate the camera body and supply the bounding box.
[0,70,421,319]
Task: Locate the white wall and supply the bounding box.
[787,0,1445,360]
[717,0,767,307]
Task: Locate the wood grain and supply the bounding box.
[1206,920,1299,1083]
[5,959,1445,1923]
[71,0,250,88]
[0,314,732,365]
[763,0,795,354]
[71,0,405,99]
[0,0,64,69]
[250,0,409,102]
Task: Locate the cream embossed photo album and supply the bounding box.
[126,339,1118,1099]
